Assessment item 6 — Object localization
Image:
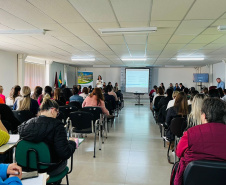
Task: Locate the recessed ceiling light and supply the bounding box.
[71,58,95,61]
[99,27,157,34]
[121,58,147,61]
[177,58,204,61]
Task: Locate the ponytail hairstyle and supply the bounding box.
[40,94,59,112]
[17,86,31,111]
[89,88,104,106]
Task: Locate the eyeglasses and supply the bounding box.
[51,108,60,116]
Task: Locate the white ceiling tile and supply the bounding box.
[190,35,222,44]
[101,36,125,45]
[169,35,195,44]
[175,20,214,35]
[185,0,226,20]
[152,0,194,21]
[125,35,147,44]
[27,0,85,23]
[111,0,152,22]
[120,22,149,27]
[128,44,145,51]
[148,35,171,44]
[182,44,206,50]
[68,0,116,23]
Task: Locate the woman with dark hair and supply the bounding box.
[79,87,89,100]
[77,85,82,95]
[31,86,43,100]
[173,98,226,185]
[13,86,39,115]
[82,88,109,115]
[96,75,103,88]
[37,86,53,106]
[69,87,84,104]
[6,85,21,106]
[160,83,165,91]
[152,86,165,106]
[18,94,76,176]
[62,88,72,105]
[53,88,64,106]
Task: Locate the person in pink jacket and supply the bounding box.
[82,88,109,115]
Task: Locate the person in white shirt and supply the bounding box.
[79,87,89,100]
[166,91,179,110]
[96,75,103,88]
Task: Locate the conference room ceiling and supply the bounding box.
[0,0,226,67]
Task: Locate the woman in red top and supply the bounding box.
[174,98,226,185]
[0,86,5,104]
[82,88,109,115]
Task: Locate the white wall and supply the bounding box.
[77,67,121,88]
[0,50,18,96]
[49,62,64,88]
[67,65,76,88]
[152,67,198,89]
[213,61,226,86]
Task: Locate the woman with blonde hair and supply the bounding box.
[82,87,109,115]
[13,86,39,115]
[187,94,207,128]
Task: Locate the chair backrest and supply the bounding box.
[69,101,82,109]
[16,140,51,171]
[183,160,226,185]
[170,117,187,137]
[12,110,34,124]
[59,106,78,123]
[70,111,93,130]
[82,107,102,123]
[157,104,167,123]
[105,100,114,112]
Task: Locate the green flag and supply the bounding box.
[58,71,62,88]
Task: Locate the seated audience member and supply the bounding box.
[0,97,4,104]
[62,88,71,105]
[216,77,225,89]
[190,87,195,93]
[168,83,174,91]
[79,87,89,100]
[174,98,226,185]
[113,82,119,92]
[53,88,64,106]
[69,87,84,104]
[0,104,21,133]
[202,87,208,95]
[82,88,109,115]
[179,83,185,91]
[187,94,207,129]
[222,89,226,101]
[31,86,42,100]
[0,163,22,185]
[38,86,53,106]
[18,94,76,176]
[0,120,9,147]
[166,92,188,142]
[0,86,5,104]
[13,86,39,116]
[149,85,157,103]
[158,88,173,109]
[174,83,180,91]
[77,85,82,95]
[160,83,165,92]
[108,82,112,86]
[209,89,220,98]
[108,85,118,101]
[6,85,21,106]
[153,87,165,107]
[104,86,116,109]
[166,91,179,110]
[218,87,224,98]
[88,85,93,93]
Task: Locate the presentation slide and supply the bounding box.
[126,69,149,93]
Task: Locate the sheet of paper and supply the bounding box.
[8,134,20,144]
[21,174,44,185]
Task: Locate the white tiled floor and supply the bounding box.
[62,99,172,185]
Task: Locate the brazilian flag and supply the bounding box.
[58,71,62,88]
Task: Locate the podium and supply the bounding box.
[134,93,144,105]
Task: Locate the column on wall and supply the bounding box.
[17,54,27,87]
[45,60,53,86]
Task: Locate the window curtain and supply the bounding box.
[24,62,46,91]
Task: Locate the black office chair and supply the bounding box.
[167,117,187,163]
[183,160,226,185]
[69,111,97,158]
[82,107,104,150]
[69,101,82,110]
[59,106,78,124]
[12,110,35,124]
